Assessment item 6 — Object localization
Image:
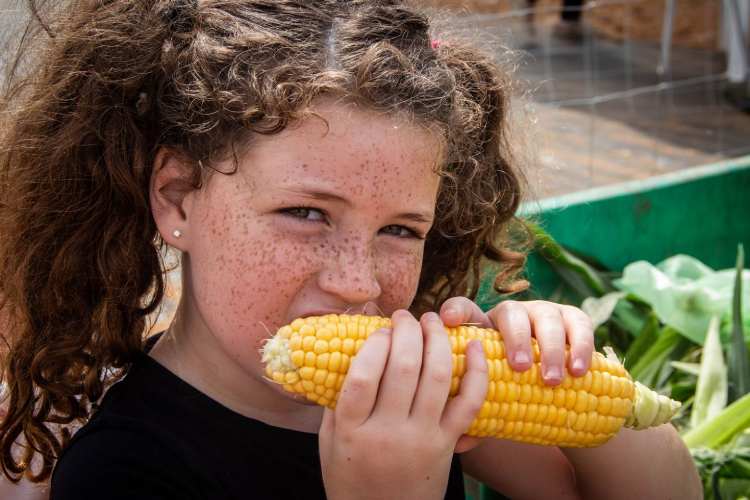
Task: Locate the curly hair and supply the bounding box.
[0,0,532,483]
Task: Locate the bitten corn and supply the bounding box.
[261,314,681,448]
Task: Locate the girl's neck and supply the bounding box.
[148,292,323,435]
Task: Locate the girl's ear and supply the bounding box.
[150,147,197,252]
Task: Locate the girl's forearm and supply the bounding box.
[561,426,701,500]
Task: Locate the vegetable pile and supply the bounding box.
[527,224,750,500]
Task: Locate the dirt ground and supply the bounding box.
[420,0,720,49]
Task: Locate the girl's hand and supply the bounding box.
[319,310,488,500]
[439,297,595,385]
[438,297,595,454]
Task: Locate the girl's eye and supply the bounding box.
[381,224,423,240]
[282,207,326,222]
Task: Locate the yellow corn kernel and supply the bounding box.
[519,384,532,404]
[291,350,305,367]
[312,370,327,386]
[324,371,338,389]
[316,353,330,370]
[304,351,316,368]
[289,336,302,351]
[328,351,342,373]
[302,335,315,352]
[329,337,342,353]
[342,338,355,356]
[598,395,612,415]
[299,366,315,381]
[574,390,588,413]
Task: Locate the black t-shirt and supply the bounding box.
[50,335,466,499]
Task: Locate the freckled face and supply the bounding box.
[183,102,442,388]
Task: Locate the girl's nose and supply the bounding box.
[317,242,382,305]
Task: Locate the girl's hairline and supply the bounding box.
[192,96,450,181]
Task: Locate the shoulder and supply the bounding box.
[51,417,206,500]
[460,439,581,500]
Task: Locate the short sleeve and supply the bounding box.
[51,427,204,500]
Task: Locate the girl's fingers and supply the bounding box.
[334,328,392,426]
[526,302,566,385]
[371,310,423,419]
[410,312,453,421]
[488,301,533,372]
[560,305,594,377]
[441,340,488,437]
[439,297,492,329]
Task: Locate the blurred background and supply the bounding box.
[418,0,750,199]
[3,1,750,200]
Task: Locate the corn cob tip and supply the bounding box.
[261,336,296,375]
[624,381,682,430]
[600,347,681,431]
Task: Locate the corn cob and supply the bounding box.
[262,314,681,448]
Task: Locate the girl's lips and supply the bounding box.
[296,310,347,319]
[289,303,385,324]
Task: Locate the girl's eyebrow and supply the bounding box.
[278,187,434,224]
[280,187,349,205]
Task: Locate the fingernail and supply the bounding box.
[544,366,562,381]
[513,351,530,365]
[572,358,585,373]
[425,311,441,322]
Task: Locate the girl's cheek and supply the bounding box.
[195,216,309,321]
[376,246,424,313]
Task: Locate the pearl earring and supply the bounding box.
[172,229,182,238]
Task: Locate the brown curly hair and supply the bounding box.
[0,0,532,483]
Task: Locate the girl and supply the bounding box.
[0,1,700,499]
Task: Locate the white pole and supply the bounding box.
[658,0,677,76]
[723,0,749,84]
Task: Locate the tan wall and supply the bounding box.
[420,0,720,49]
[1,1,720,50]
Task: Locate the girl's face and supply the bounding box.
[167,101,442,410]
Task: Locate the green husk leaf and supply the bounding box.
[691,316,728,428]
[728,244,750,403]
[693,447,750,499]
[581,291,626,329]
[723,457,750,479]
[683,392,750,449]
[717,479,750,500]
[529,222,610,298]
[730,429,750,449]
[623,312,661,371]
[671,361,701,377]
[626,320,679,385]
[610,296,649,336]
